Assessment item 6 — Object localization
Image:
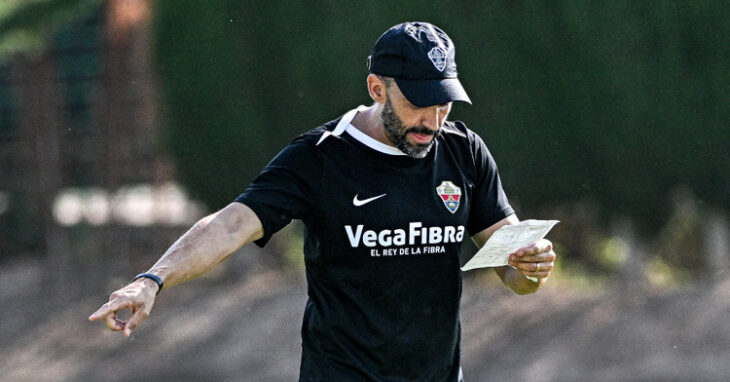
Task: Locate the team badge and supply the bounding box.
[428,47,447,72]
[436,181,461,214]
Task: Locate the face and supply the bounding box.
[380,85,452,159]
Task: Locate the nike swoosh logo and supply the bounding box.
[353,193,387,207]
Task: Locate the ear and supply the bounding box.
[367,74,387,104]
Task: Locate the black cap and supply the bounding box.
[367,22,471,107]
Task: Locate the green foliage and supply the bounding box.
[154,1,729,232]
[0,0,102,62]
[454,1,730,230]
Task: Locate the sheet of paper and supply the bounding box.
[461,219,559,271]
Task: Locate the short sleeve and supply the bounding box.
[235,139,320,247]
[466,130,514,235]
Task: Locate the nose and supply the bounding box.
[420,105,442,131]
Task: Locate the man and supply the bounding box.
[90,22,556,381]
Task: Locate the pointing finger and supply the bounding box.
[89,303,112,321]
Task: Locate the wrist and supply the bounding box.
[134,273,163,295]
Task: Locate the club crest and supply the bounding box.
[436,181,461,214]
[428,47,447,72]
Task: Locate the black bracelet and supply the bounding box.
[134,273,163,295]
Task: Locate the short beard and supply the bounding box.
[381,97,439,159]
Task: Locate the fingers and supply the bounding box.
[89,283,155,337]
[511,239,553,259]
[509,260,554,276]
[508,239,557,279]
[510,240,554,262]
[90,300,131,331]
[90,300,147,336]
[104,312,125,331]
[89,302,112,322]
[124,308,149,337]
[89,299,129,321]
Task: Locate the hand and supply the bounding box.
[507,239,556,280]
[88,278,158,337]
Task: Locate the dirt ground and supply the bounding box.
[1,249,729,382]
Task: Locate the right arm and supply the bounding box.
[88,202,263,337]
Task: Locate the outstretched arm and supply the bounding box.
[89,202,263,336]
[471,214,556,295]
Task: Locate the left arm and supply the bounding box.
[471,214,557,295]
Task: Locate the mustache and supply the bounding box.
[407,126,437,136]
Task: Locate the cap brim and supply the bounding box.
[394,77,471,107]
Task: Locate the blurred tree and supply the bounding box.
[0,0,103,61]
[452,1,729,230]
[0,0,725,274]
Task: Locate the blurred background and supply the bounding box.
[0,1,728,381]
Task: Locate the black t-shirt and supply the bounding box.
[236,106,514,382]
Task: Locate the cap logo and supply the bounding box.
[405,24,448,47]
[405,24,424,42]
[436,180,461,213]
[428,47,447,72]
